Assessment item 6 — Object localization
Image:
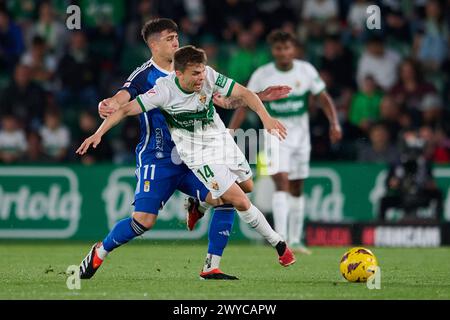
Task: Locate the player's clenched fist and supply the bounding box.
[98,98,120,119]
[76,134,102,155]
[329,123,342,144]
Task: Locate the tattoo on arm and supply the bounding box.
[222,88,265,109]
[221,96,247,109]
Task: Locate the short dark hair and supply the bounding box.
[267,29,297,46]
[174,45,207,72]
[141,18,178,42]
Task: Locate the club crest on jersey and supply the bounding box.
[295,80,301,88]
[211,180,219,191]
[144,180,150,192]
[199,94,207,104]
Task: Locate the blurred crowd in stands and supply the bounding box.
[0,0,449,166]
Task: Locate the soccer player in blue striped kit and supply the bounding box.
[79,18,291,280]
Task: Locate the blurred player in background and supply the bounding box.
[79,19,291,280]
[77,45,297,272]
[228,30,342,254]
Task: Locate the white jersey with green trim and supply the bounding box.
[247,59,325,150]
[136,66,237,166]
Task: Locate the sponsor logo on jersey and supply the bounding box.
[215,74,228,88]
[123,81,131,88]
[155,128,163,152]
[269,100,304,112]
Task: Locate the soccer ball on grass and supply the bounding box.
[339,247,378,282]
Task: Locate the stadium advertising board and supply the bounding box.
[306,223,449,247]
[0,167,81,238]
[0,164,449,244]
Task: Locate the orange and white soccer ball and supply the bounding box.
[339,247,378,282]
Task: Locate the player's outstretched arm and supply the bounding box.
[257,85,291,102]
[98,90,132,119]
[76,100,142,155]
[215,85,291,109]
[229,83,287,140]
[225,85,291,130]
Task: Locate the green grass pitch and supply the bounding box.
[1,241,449,299]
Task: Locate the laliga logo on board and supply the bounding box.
[0,167,81,238]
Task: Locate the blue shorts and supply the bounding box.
[133,162,209,214]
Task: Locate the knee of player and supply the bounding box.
[289,188,302,197]
[241,180,254,193]
[133,212,157,230]
[289,180,304,197]
[142,219,156,230]
[272,174,290,191]
[233,197,251,211]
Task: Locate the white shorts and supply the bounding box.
[264,130,310,180]
[192,161,252,199]
[179,132,253,199]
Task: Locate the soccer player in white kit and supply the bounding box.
[77,45,296,268]
[229,30,342,254]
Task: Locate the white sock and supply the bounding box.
[237,204,283,246]
[203,253,221,272]
[272,191,289,240]
[96,244,109,260]
[288,195,305,246]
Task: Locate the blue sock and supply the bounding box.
[102,217,148,252]
[207,205,235,256]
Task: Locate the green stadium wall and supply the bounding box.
[0,164,449,241]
